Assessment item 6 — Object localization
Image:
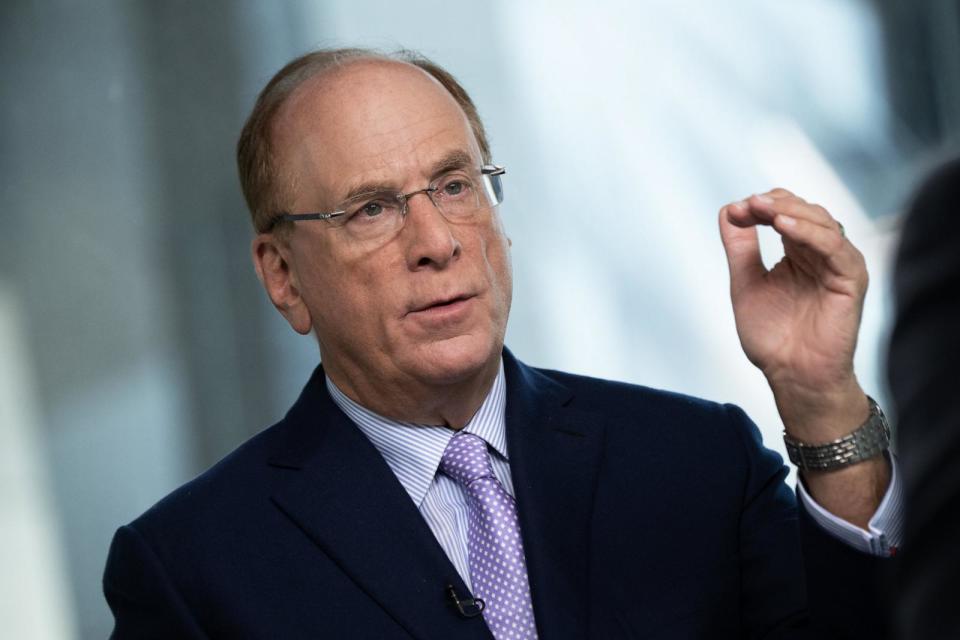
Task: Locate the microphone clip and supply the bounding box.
[446,584,485,618]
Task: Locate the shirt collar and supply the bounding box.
[325,359,508,507]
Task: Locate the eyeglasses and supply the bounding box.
[271,164,506,242]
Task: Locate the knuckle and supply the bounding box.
[781,199,806,216]
[769,197,792,212]
[811,204,830,218]
[826,233,845,253]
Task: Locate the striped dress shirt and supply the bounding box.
[326,359,904,591]
[326,361,513,590]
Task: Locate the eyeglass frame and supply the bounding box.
[268,164,506,231]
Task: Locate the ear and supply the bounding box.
[251,233,313,335]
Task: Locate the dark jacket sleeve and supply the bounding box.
[103,524,209,640]
[797,498,891,640]
[727,403,891,640]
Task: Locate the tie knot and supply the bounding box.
[439,433,496,486]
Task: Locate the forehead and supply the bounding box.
[272,60,480,201]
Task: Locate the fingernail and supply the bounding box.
[729,200,746,210]
[778,215,796,226]
[754,194,774,204]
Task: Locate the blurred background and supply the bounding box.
[1,0,958,637]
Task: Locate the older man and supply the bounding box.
[103,48,901,639]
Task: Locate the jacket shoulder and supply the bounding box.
[531,365,747,425]
[126,417,291,539]
[521,363,773,466]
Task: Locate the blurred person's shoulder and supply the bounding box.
[899,156,960,248]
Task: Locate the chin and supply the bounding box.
[404,333,501,386]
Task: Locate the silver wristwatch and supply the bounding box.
[783,396,891,471]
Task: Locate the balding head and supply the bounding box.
[237,48,492,233]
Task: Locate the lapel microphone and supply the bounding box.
[446,584,485,618]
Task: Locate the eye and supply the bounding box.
[438,174,474,199]
[444,180,465,196]
[344,194,397,224]
[359,201,385,217]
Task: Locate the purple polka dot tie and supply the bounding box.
[440,433,538,639]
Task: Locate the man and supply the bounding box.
[888,157,960,639]
[103,48,902,639]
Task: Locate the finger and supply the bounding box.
[772,214,864,279]
[738,194,839,232]
[765,187,797,200]
[725,191,809,227]
[728,192,843,240]
[719,204,767,293]
[759,195,835,227]
[779,233,820,276]
[725,198,770,229]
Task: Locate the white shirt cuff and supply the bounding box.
[796,453,904,556]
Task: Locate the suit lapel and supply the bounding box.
[503,351,605,640]
[268,367,493,640]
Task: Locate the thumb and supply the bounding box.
[718,204,766,296]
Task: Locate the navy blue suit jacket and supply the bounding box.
[104,350,888,638]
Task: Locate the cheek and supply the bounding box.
[297,246,397,333]
[329,274,394,321]
[480,227,514,311]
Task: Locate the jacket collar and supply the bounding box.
[502,350,605,639]
[267,349,604,640]
[322,360,510,508]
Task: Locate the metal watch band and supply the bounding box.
[783,396,891,471]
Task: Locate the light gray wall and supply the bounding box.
[1,2,320,637]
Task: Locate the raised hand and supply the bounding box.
[718,188,887,526]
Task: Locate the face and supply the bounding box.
[261,61,512,395]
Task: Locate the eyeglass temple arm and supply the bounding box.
[279,211,346,222]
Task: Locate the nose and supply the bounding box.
[401,190,461,270]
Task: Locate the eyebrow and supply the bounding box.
[339,149,476,203]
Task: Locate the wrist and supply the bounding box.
[801,455,892,528]
[768,376,869,443]
[784,395,891,473]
